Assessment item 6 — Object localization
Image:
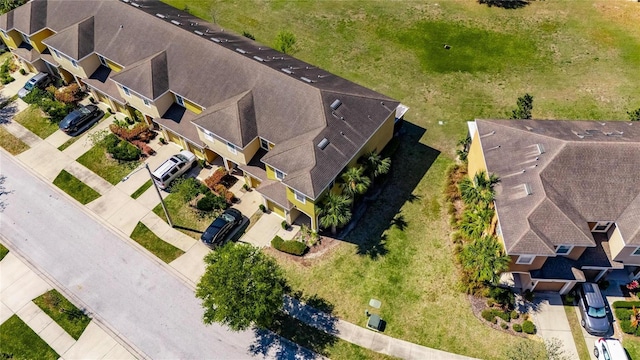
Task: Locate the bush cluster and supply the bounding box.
[22,87,74,122]
[103,133,140,161]
[171,177,208,202]
[481,308,511,323]
[512,323,522,332]
[54,83,81,104]
[522,320,536,334]
[612,301,640,336]
[0,59,14,84]
[196,193,227,212]
[271,236,307,256]
[204,168,227,190]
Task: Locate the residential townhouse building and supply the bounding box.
[467,119,640,294]
[0,0,408,231]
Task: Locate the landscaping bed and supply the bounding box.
[32,289,91,340]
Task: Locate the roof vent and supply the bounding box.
[170,20,182,26]
[253,56,265,62]
[155,13,166,19]
[317,138,329,150]
[523,183,532,195]
[330,99,342,111]
[235,48,247,54]
[281,68,293,74]
[300,77,313,83]
[536,143,545,155]
[194,30,204,36]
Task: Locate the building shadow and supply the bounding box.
[328,120,439,258]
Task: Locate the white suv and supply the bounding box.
[151,150,197,190]
[594,338,629,360]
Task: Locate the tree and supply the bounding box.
[456,136,471,162]
[359,150,391,186]
[274,30,296,54]
[510,93,534,119]
[458,170,499,209]
[317,192,352,235]
[0,0,25,15]
[459,235,510,285]
[628,108,640,122]
[459,207,494,239]
[340,166,371,199]
[196,243,287,331]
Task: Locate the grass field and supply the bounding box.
[53,170,101,205]
[623,335,640,360]
[77,142,140,185]
[0,126,29,155]
[13,104,59,139]
[164,1,640,358]
[32,289,91,340]
[152,193,218,239]
[0,315,59,360]
[130,222,185,263]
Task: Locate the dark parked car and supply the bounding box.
[577,282,611,336]
[59,104,104,136]
[200,208,243,248]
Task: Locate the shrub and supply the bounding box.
[510,310,519,320]
[496,310,511,322]
[102,133,120,151]
[486,299,496,307]
[171,177,207,202]
[109,122,150,142]
[281,220,288,230]
[213,184,226,195]
[89,96,95,103]
[271,236,307,256]
[130,140,155,156]
[523,289,534,302]
[54,83,81,104]
[259,204,266,213]
[22,87,52,105]
[522,320,536,334]
[197,194,226,211]
[0,74,14,84]
[224,191,235,204]
[274,30,296,54]
[620,320,635,334]
[500,322,508,330]
[513,323,522,332]
[489,286,515,308]
[107,107,114,114]
[110,140,141,161]
[204,168,227,190]
[481,309,494,322]
[613,301,640,309]
[41,99,73,122]
[19,68,26,75]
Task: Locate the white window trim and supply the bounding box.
[143,98,151,107]
[632,247,640,256]
[555,245,573,255]
[294,190,306,204]
[0,30,7,38]
[516,255,535,265]
[20,32,29,43]
[203,129,214,142]
[275,169,284,181]
[591,221,613,233]
[227,142,237,155]
[98,55,107,66]
[71,59,78,68]
[260,138,270,150]
[122,86,131,97]
[175,94,185,107]
[52,48,60,58]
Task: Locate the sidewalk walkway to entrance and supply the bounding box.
[528,292,580,360]
[0,252,137,359]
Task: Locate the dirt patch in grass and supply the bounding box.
[0,315,59,360]
[130,222,184,263]
[32,290,91,340]
[0,126,29,155]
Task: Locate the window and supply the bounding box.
[175,94,185,107]
[260,138,269,150]
[496,222,502,237]
[143,98,151,107]
[591,221,612,233]
[632,248,640,256]
[98,55,107,66]
[516,255,535,265]
[52,49,60,58]
[294,190,306,204]
[555,245,573,255]
[122,86,131,97]
[203,130,214,142]
[71,59,78,68]
[275,169,284,181]
[227,142,236,155]
[20,32,29,44]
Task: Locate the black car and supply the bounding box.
[59,104,104,136]
[201,208,243,248]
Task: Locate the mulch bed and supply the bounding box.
[264,236,342,267]
[467,294,529,338]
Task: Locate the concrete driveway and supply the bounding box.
[529,292,580,359]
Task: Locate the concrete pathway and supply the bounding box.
[529,292,580,360]
[0,252,137,359]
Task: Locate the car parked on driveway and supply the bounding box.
[18,72,51,98]
[58,104,104,136]
[151,150,197,190]
[577,282,611,336]
[201,208,243,248]
[594,338,629,360]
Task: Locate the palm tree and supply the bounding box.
[317,193,352,235]
[459,171,500,209]
[360,151,391,186]
[460,207,494,239]
[459,235,510,285]
[340,166,371,199]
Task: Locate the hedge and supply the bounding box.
[513,323,522,332]
[481,308,510,323]
[522,320,536,334]
[271,236,307,256]
[613,301,640,309]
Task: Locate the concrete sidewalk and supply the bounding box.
[0,252,137,359]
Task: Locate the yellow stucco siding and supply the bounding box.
[286,187,317,219]
[197,129,252,165]
[467,129,487,178]
[53,51,97,78]
[267,200,285,218]
[183,98,203,114]
[1,30,21,49]
[609,226,638,264]
[153,92,174,118]
[104,58,123,72]
[28,29,53,53]
[118,88,161,118]
[347,112,395,168]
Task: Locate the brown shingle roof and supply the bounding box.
[476,119,640,255]
[42,16,95,60]
[111,51,170,101]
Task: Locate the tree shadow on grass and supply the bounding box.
[478,0,530,9]
[331,121,440,258]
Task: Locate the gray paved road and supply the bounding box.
[0,152,302,359]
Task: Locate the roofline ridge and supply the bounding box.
[319,88,397,103]
[543,196,594,245]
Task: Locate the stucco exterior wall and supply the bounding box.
[467,129,487,178]
[566,246,586,261]
[1,30,21,49]
[28,29,53,53]
[508,255,547,272]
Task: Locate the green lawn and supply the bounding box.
[76,141,140,185]
[152,193,218,239]
[0,126,29,155]
[0,242,8,261]
[131,179,153,199]
[32,289,91,340]
[53,170,101,205]
[564,305,591,360]
[130,222,185,263]
[0,315,59,360]
[164,1,640,358]
[13,104,59,139]
[622,335,640,360]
